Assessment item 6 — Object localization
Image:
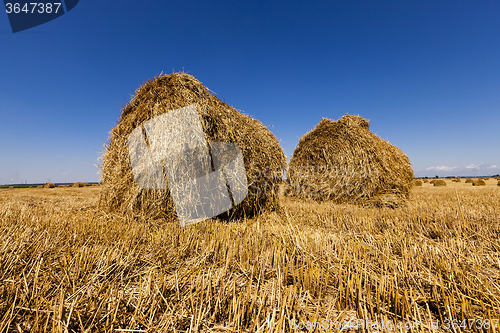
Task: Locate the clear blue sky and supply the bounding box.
[1,0,499,184]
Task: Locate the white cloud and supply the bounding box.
[488,165,498,169]
[465,163,484,169]
[426,166,457,172]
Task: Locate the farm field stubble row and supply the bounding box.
[0,181,499,332]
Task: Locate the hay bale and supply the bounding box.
[434,180,447,186]
[72,182,85,187]
[99,72,286,221]
[430,179,436,184]
[44,182,55,188]
[465,178,473,184]
[8,186,14,189]
[286,115,413,207]
[472,179,486,186]
[497,180,500,186]
[36,185,43,188]
[453,178,461,182]
[413,180,422,186]
[423,179,429,183]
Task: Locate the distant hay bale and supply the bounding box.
[472,179,486,186]
[423,179,429,183]
[44,182,55,188]
[9,186,14,189]
[36,185,43,188]
[413,180,422,186]
[286,115,413,207]
[465,178,473,183]
[497,180,500,186]
[430,179,436,184]
[99,72,286,221]
[453,178,461,182]
[434,180,447,186]
[72,182,85,187]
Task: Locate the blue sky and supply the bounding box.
[1,0,499,184]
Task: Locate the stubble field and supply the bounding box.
[0,179,499,332]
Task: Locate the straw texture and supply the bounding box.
[99,73,286,220]
[286,115,413,207]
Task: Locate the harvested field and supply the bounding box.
[0,183,499,332]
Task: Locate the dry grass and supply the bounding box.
[0,184,499,332]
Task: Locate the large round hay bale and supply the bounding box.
[286,115,413,207]
[44,182,55,188]
[99,73,286,221]
[413,180,422,186]
[434,179,446,186]
[472,179,486,186]
[465,178,473,183]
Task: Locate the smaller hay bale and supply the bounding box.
[430,179,437,184]
[434,180,446,186]
[472,179,486,186]
[423,179,429,183]
[413,180,422,186]
[9,186,14,189]
[453,178,461,182]
[72,182,85,187]
[497,180,500,186]
[465,178,473,183]
[483,177,489,180]
[36,185,43,188]
[44,182,55,188]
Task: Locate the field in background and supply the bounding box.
[0,180,499,332]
